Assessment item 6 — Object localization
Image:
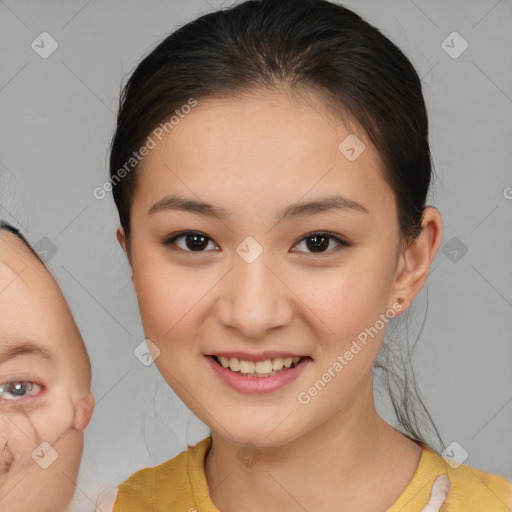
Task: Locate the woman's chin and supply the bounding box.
[212,420,302,449]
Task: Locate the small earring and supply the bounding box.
[397,297,405,305]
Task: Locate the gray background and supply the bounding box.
[0,0,511,510]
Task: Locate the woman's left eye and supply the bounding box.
[292,232,350,254]
[0,381,42,401]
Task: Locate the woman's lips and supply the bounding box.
[206,354,311,394]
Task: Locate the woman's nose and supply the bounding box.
[214,250,294,339]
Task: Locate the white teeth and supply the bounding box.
[255,359,272,373]
[239,360,255,374]
[215,355,304,376]
[272,357,284,371]
[229,357,240,371]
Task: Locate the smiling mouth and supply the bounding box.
[211,355,308,378]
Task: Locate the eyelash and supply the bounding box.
[0,381,43,402]
[163,230,351,255]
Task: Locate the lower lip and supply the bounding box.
[206,356,311,394]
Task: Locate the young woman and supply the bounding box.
[102,1,511,510]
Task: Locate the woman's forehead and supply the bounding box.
[135,92,388,208]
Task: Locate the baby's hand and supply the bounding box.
[420,475,451,512]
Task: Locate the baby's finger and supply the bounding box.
[420,474,451,512]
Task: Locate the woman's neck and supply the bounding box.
[204,374,423,512]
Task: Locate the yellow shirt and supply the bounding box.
[113,436,511,511]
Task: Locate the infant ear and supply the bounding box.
[74,391,95,432]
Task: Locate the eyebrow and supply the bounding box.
[148,194,369,222]
[0,340,56,365]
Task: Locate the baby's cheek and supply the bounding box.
[34,392,77,445]
[0,410,40,471]
[0,423,15,476]
[0,390,79,465]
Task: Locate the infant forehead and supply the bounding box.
[0,232,48,284]
[0,230,92,390]
[0,234,73,339]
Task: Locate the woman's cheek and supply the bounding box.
[295,268,373,333]
[134,264,199,341]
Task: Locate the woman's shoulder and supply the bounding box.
[419,445,511,511]
[111,436,212,512]
[107,438,511,512]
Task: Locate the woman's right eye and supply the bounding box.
[163,231,219,252]
[0,381,42,401]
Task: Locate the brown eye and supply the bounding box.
[292,232,350,254]
[164,231,218,252]
[305,234,330,252]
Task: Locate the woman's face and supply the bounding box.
[121,89,413,447]
[0,232,94,510]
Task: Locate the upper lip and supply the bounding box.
[207,351,309,361]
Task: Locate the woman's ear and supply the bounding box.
[116,227,133,278]
[116,227,127,253]
[389,206,443,314]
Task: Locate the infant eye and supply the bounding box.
[0,381,41,401]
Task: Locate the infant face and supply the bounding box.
[0,228,94,511]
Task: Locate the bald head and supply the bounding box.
[0,223,92,393]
